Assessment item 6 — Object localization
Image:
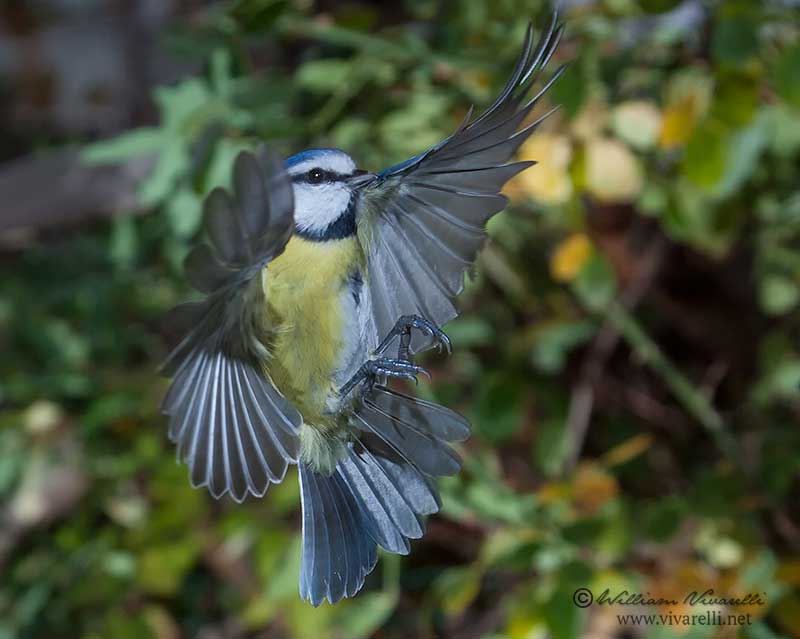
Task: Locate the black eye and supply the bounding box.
[307,168,325,184]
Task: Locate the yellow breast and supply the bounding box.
[262,235,362,423]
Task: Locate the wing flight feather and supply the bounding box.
[161,148,302,503]
[358,14,564,351]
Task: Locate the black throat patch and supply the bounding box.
[294,195,357,242]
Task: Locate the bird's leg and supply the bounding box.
[374,314,451,361]
[338,357,430,399]
[339,315,449,399]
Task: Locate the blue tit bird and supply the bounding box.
[161,15,564,606]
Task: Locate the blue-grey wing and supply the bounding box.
[357,15,564,352]
[160,148,303,503]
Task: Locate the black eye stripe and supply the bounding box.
[291,168,359,184]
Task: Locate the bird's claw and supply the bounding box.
[375,314,452,358]
[408,316,452,354]
[339,357,430,398]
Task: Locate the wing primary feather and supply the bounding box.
[405,192,486,238]
[224,363,250,502]
[168,350,209,443]
[518,14,560,86]
[238,363,291,477]
[476,23,534,122]
[241,364,298,462]
[380,209,466,297]
[204,352,222,495]
[387,202,473,266]
[162,346,204,415]
[175,353,213,460]
[162,147,301,502]
[521,22,564,87]
[519,63,568,113]
[231,361,276,490]
[375,225,456,321]
[188,352,218,488]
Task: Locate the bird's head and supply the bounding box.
[285,149,376,240]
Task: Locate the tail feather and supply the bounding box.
[299,462,378,606]
[298,388,470,606]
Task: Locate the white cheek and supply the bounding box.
[293,184,352,233]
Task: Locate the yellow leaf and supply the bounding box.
[659,95,700,148]
[777,559,800,586]
[603,434,653,467]
[612,100,662,150]
[537,480,571,504]
[585,137,643,203]
[507,610,548,639]
[508,133,573,205]
[550,233,592,283]
[572,462,619,515]
[571,97,609,141]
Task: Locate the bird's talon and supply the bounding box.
[374,314,453,359]
[338,356,431,398]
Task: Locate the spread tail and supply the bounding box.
[298,385,470,606]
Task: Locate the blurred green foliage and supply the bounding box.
[2,1,800,638]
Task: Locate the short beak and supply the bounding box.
[347,170,378,188]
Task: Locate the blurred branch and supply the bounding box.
[0,149,153,236]
[607,300,734,458]
[563,235,667,472]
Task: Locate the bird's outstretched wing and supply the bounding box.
[356,15,564,352]
[160,148,302,503]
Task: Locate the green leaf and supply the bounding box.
[771,44,800,108]
[544,586,585,639]
[765,104,800,157]
[431,566,482,616]
[446,316,495,348]
[532,320,596,373]
[210,48,233,96]
[379,92,450,156]
[549,63,586,118]
[642,496,688,541]
[82,128,162,164]
[137,539,201,596]
[165,188,201,239]
[139,144,189,207]
[229,0,289,33]
[473,372,524,444]
[155,79,212,132]
[535,416,571,477]
[711,74,759,128]
[639,0,682,12]
[713,112,768,198]
[682,119,730,190]
[296,59,353,94]
[573,254,616,312]
[711,16,759,67]
[109,216,138,270]
[333,592,397,639]
[760,275,800,315]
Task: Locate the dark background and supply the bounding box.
[1,1,799,638]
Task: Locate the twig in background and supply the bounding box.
[563,234,668,473]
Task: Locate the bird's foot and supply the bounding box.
[338,357,430,399]
[374,314,451,361]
